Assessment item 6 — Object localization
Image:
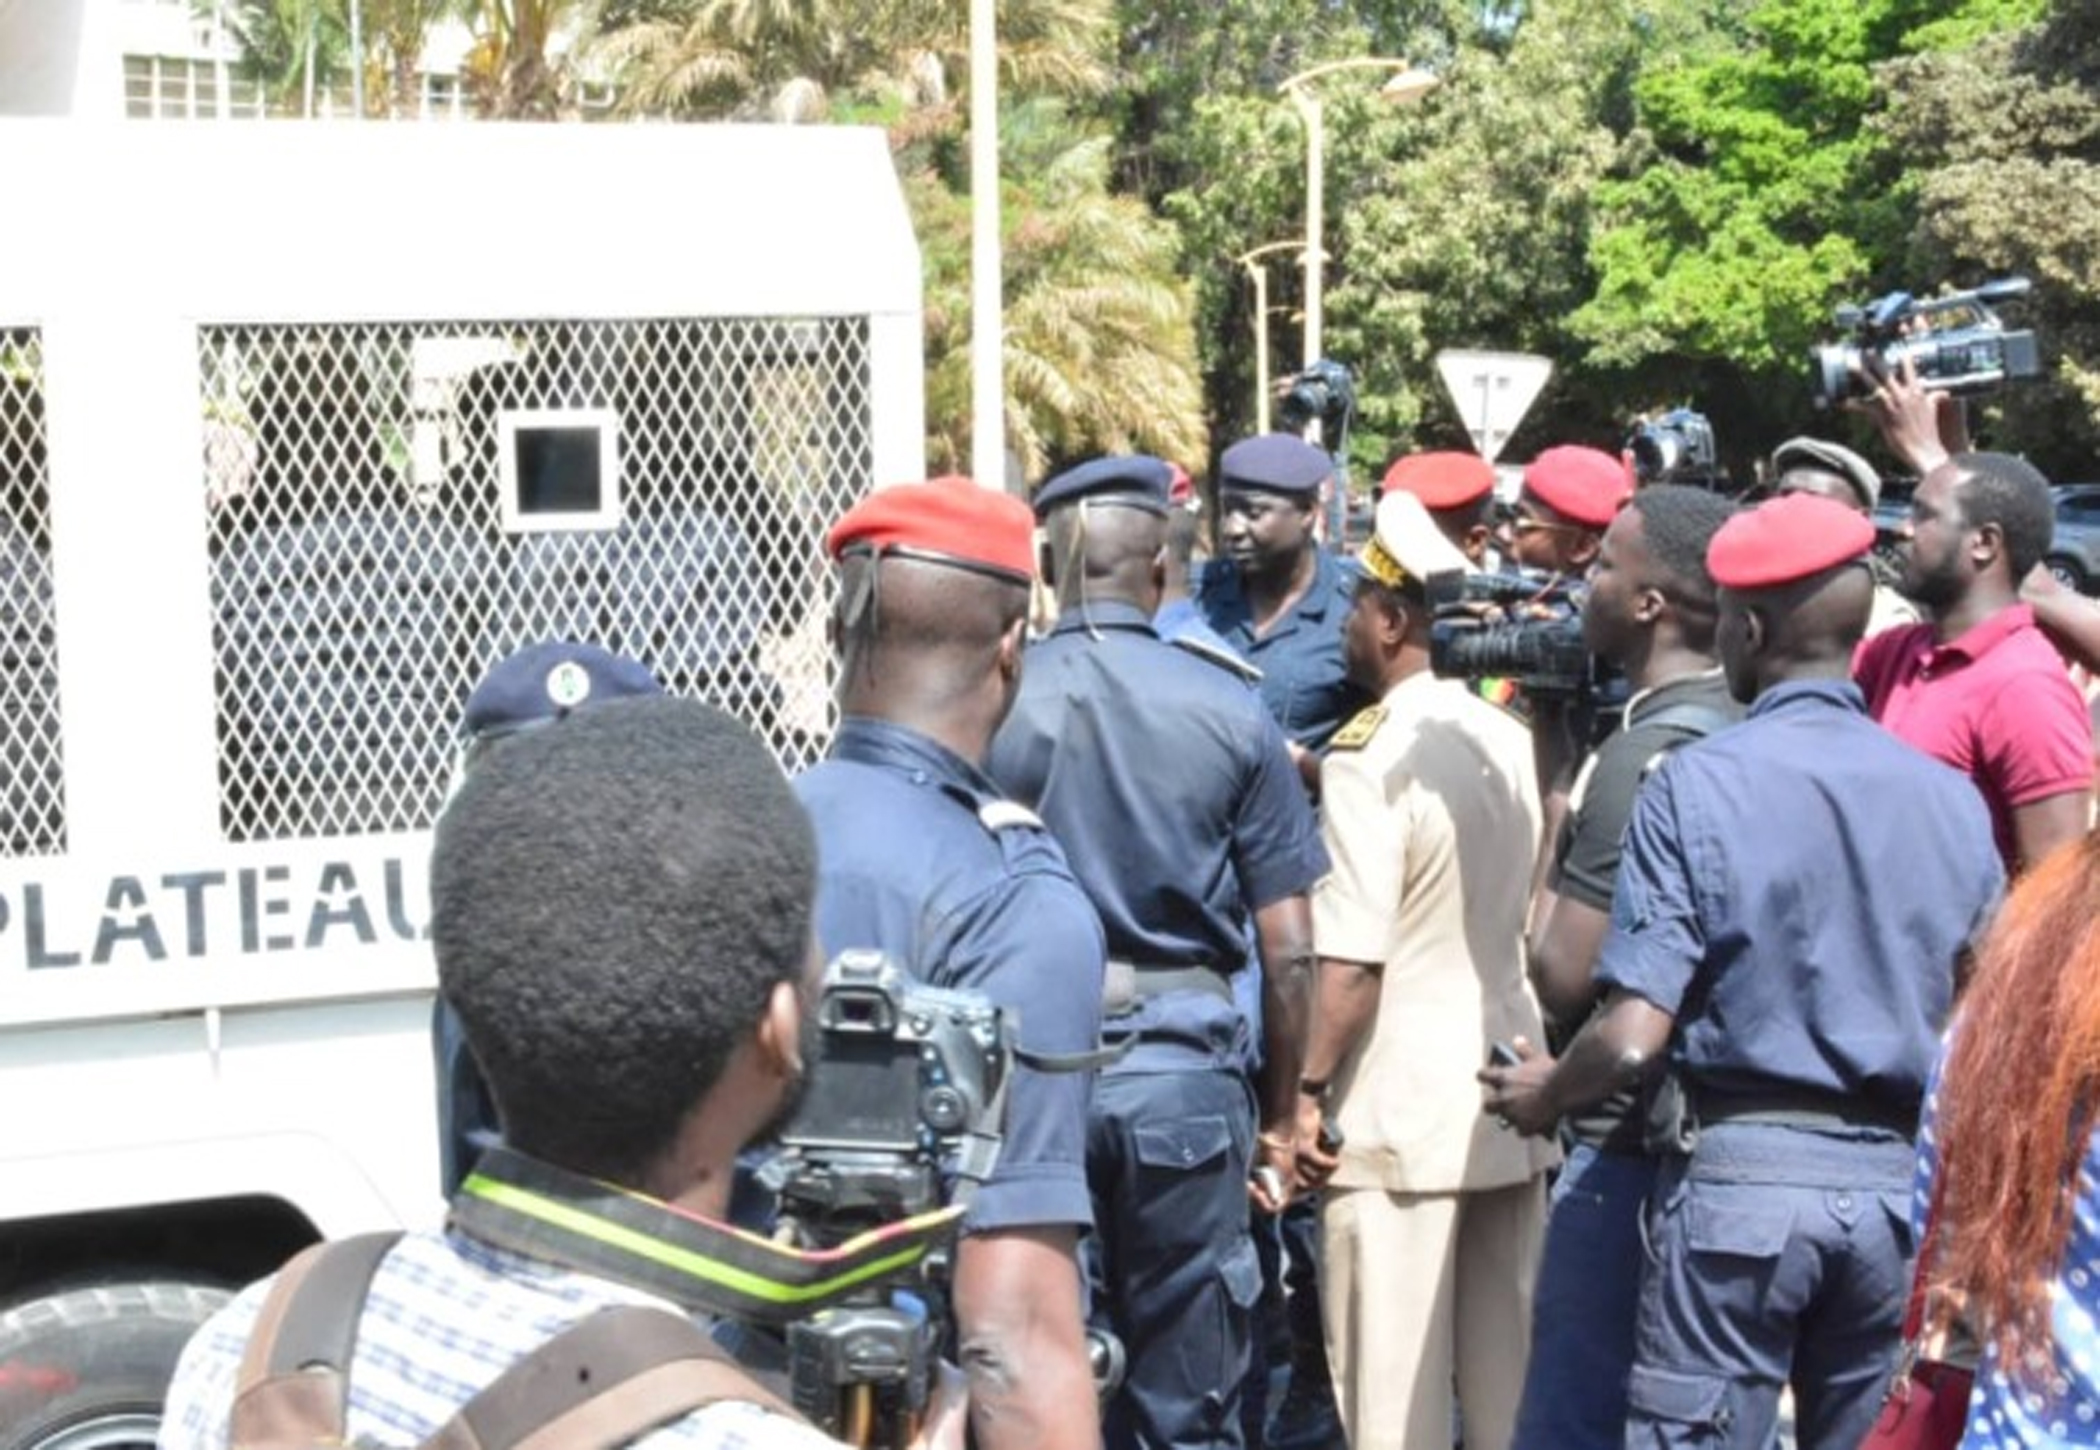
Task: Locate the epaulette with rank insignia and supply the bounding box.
[977,799,1044,832]
[1328,705,1387,752]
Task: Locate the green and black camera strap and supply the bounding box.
[452,1147,963,1329]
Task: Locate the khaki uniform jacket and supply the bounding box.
[1314,672,1557,1194]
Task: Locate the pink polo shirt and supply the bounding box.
[1854,604,2093,870]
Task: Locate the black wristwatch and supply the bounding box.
[1297,1076,1330,1100]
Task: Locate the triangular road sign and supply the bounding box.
[1435,350,1554,463]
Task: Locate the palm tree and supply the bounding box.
[593,0,1109,122]
[919,102,1208,478]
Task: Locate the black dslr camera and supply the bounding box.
[1277,358,1357,442]
[772,950,1015,1448]
[1626,408,1722,488]
[1426,570,1593,697]
[1810,276,2040,410]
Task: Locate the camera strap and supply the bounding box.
[452,1147,964,1329]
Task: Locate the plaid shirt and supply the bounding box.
[158,1226,844,1450]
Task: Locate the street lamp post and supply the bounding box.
[1279,58,1440,372]
[1236,241,1307,432]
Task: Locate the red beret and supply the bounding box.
[1382,451,1495,509]
[1522,446,1632,528]
[1706,492,1875,590]
[826,477,1037,583]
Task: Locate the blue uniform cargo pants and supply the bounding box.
[1086,1067,1262,1450]
[1622,1122,1915,1450]
[1512,1141,1658,1450]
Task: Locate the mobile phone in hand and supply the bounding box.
[1488,1040,1521,1069]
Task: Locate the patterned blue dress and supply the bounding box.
[1917,1061,2100,1446]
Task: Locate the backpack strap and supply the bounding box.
[1632,701,1735,782]
[1635,701,1735,742]
[419,1306,800,1450]
[230,1231,403,1450]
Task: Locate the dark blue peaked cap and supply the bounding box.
[1031,455,1174,521]
[463,641,663,741]
[1219,433,1332,496]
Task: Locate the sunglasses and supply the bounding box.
[1496,502,1580,536]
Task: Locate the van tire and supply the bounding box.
[0,1281,230,1450]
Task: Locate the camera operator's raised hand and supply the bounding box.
[1852,349,1972,476]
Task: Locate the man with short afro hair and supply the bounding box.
[435,694,817,1188]
[162,697,848,1450]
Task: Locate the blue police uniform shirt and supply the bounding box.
[1194,549,1370,750]
[795,718,1105,1233]
[1596,679,2003,1111]
[985,600,1328,1073]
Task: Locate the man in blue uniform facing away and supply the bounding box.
[1482,491,2004,1450]
[795,477,1106,1450]
[986,456,1328,1450]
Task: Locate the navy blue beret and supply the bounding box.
[1031,455,1174,520]
[1219,434,1333,496]
[463,641,663,741]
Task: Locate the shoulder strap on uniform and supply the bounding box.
[230,1231,403,1450]
[1328,705,1386,753]
[1170,634,1263,682]
[977,798,1044,832]
[418,1306,802,1450]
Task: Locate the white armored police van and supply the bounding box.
[0,118,924,1449]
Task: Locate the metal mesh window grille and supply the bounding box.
[201,315,872,842]
[2,329,68,857]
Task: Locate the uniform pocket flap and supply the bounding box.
[1625,1365,1728,1427]
[1133,1114,1233,1172]
[1218,1234,1263,1308]
[1686,1194,1792,1258]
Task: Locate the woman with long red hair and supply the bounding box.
[1926,830,2100,1445]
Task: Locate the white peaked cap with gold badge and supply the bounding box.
[1360,489,1473,594]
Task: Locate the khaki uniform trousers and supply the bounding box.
[1321,1177,1545,1450]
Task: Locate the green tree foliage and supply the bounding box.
[593,0,1204,481]
[1568,0,2045,458]
[1878,3,2100,477]
[915,104,1207,477]
[1325,1,1643,463]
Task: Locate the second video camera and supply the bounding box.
[1810,276,2039,410]
[1426,570,1593,697]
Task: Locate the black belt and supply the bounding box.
[1694,1087,1917,1137]
[1102,959,1234,1015]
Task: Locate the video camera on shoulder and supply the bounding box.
[1810,276,2039,410]
[1424,569,1595,698]
[770,949,1015,1447]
